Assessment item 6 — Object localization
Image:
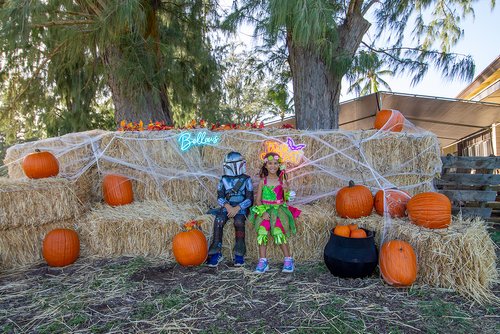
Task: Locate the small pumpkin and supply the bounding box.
[406,192,451,229]
[102,174,133,206]
[374,109,405,132]
[336,181,374,219]
[333,225,351,238]
[379,240,417,287]
[42,229,80,267]
[173,221,208,266]
[374,189,411,218]
[22,149,59,179]
[350,229,367,238]
[347,223,358,231]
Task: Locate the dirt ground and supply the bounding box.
[0,256,498,333]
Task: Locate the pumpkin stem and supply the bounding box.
[348,180,355,187]
[35,149,41,153]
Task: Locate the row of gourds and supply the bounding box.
[336,180,451,229]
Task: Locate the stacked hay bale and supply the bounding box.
[335,214,498,303]
[203,129,440,205]
[78,200,335,263]
[2,128,496,303]
[3,130,110,207]
[96,131,219,205]
[0,178,82,268]
[79,201,211,258]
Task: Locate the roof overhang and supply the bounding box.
[339,91,500,147]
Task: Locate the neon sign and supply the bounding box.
[178,131,221,152]
[260,137,306,165]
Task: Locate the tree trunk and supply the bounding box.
[104,47,173,125]
[288,41,341,130]
[287,4,371,130]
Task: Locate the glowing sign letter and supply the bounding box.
[178,131,221,152]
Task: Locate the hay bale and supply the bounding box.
[78,201,211,257]
[73,167,101,208]
[96,131,219,205]
[335,214,498,303]
[3,130,109,179]
[3,130,110,207]
[0,178,83,230]
[0,219,76,269]
[77,200,335,262]
[4,129,441,206]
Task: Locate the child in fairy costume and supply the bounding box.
[249,152,301,273]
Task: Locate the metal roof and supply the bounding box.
[339,92,500,147]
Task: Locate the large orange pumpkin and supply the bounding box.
[374,189,411,218]
[406,192,451,229]
[42,229,80,267]
[374,109,405,132]
[22,149,59,179]
[172,229,208,266]
[103,174,134,206]
[379,240,417,287]
[336,181,374,218]
[333,225,351,238]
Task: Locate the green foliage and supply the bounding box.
[216,46,291,124]
[347,52,395,96]
[0,0,222,133]
[227,0,492,91]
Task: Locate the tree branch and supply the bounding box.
[9,41,67,105]
[361,41,470,59]
[362,0,380,15]
[347,0,364,15]
[31,20,94,28]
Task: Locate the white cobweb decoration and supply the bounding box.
[2,110,442,243]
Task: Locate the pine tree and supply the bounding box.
[0,0,221,131]
[226,0,492,129]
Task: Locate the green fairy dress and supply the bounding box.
[248,178,301,245]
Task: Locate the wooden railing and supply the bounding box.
[434,155,500,222]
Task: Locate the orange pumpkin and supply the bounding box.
[406,192,451,229]
[103,174,134,206]
[336,181,374,218]
[374,109,405,132]
[347,223,358,231]
[42,229,80,267]
[173,229,208,266]
[333,225,351,238]
[350,229,367,238]
[379,240,417,287]
[22,149,59,179]
[374,189,411,218]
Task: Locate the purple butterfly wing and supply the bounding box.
[287,137,306,151]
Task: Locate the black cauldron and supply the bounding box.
[323,228,378,278]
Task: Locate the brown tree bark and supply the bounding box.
[287,2,371,130]
[108,63,173,125]
[288,41,342,130]
[104,2,172,126]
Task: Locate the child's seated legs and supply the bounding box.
[207,212,227,267]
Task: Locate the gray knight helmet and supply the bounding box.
[223,151,247,176]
